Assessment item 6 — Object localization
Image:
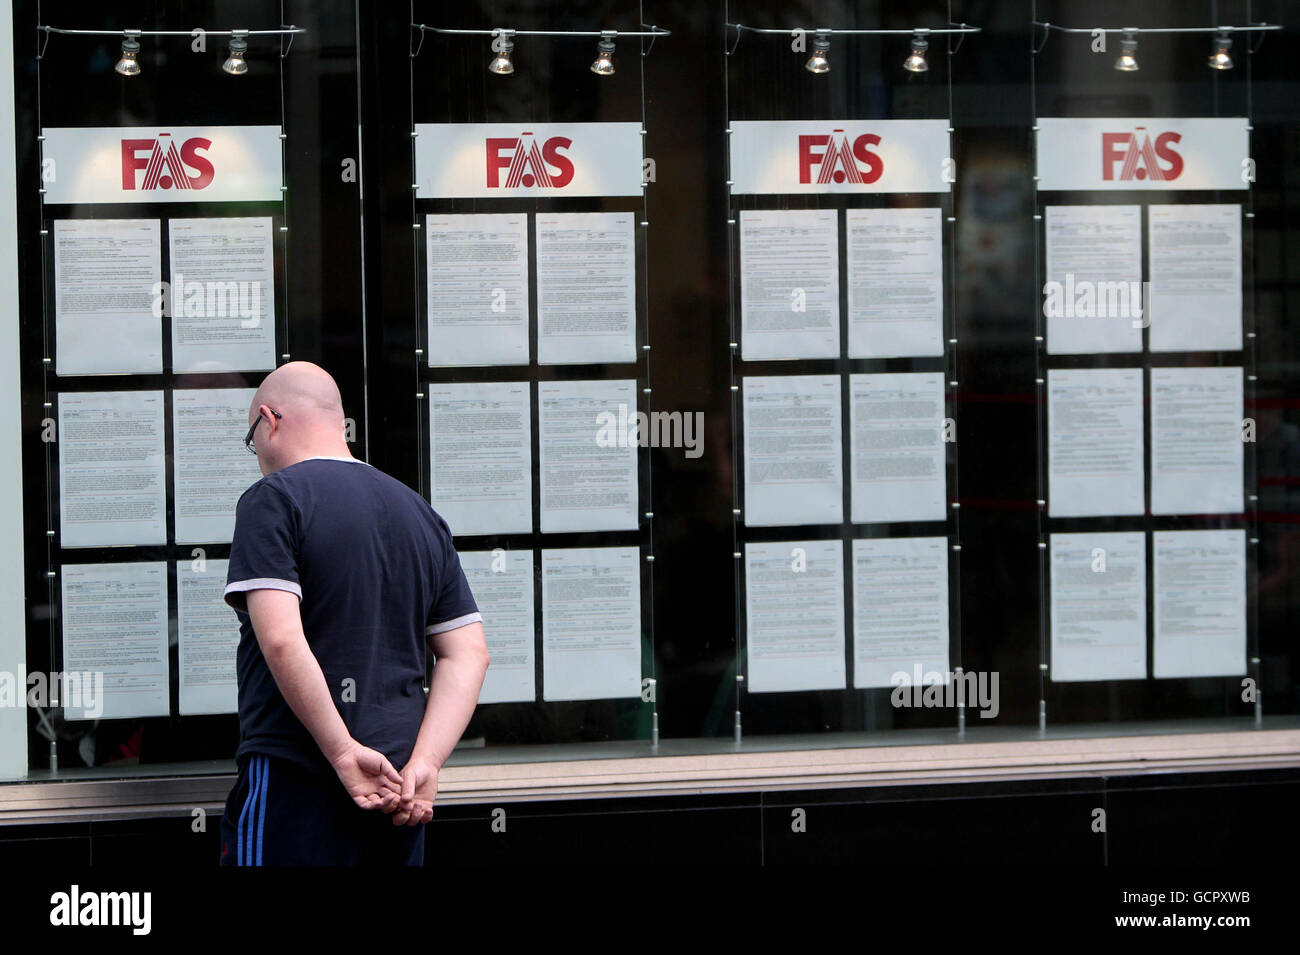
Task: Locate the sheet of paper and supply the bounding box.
[745,540,846,692]
[740,209,839,360]
[846,208,944,358]
[59,390,167,547]
[429,381,532,535]
[54,219,162,375]
[1151,367,1243,515]
[536,212,636,365]
[60,561,169,719]
[849,372,947,523]
[1048,368,1145,517]
[173,388,262,544]
[169,217,275,373]
[742,375,842,526]
[1148,204,1242,352]
[851,537,949,688]
[538,379,638,533]
[1153,530,1246,678]
[177,558,239,715]
[1049,532,1147,682]
[541,547,641,701]
[460,550,535,704]
[1044,205,1142,355]
[426,213,529,367]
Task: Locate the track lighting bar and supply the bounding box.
[39,26,305,37]
[1032,21,1279,68]
[38,25,305,68]
[726,24,981,36]
[413,24,671,74]
[414,25,671,38]
[725,23,980,72]
[1032,22,1280,36]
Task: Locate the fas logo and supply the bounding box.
[1101,127,1184,182]
[799,129,884,185]
[121,133,215,190]
[486,132,575,188]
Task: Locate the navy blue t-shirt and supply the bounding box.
[224,456,481,778]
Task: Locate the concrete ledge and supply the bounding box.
[2,721,1298,824]
[435,728,1300,802]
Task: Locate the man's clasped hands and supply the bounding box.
[325,740,440,826]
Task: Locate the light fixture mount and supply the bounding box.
[805,31,831,74]
[1114,32,1139,71]
[903,34,930,72]
[488,30,515,75]
[115,33,142,76]
[591,33,616,76]
[1209,32,1233,70]
[222,33,249,75]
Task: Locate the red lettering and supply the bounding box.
[180,137,214,189]
[541,137,574,188]
[799,135,830,183]
[486,138,516,188]
[852,133,884,184]
[1101,132,1130,180]
[121,139,155,190]
[1153,131,1183,180]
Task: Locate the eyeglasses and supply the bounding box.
[244,409,282,455]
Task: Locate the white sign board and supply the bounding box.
[1036,118,1249,191]
[729,120,952,194]
[415,122,643,198]
[41,126,284,204]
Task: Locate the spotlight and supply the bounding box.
[591,35,616,75]
[1208,32,1233,70]
[488,34,514,75]
[1114,32,1139,71]
[903,34,929,72]
[115,35,141,76]
[805,31,830,74]
[222,35,249,75]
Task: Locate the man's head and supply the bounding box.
[246,361,351,475]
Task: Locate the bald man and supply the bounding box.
[217,362,489,865]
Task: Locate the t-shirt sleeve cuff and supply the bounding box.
[425,611,483,635]
[224,578,303,612]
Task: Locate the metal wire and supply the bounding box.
[39,26,306,36]
[1032,21,1280,34]
[1032,19,1280,53]
[728,23,981,35]
[415,24,671,38]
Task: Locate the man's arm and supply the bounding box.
[392,621,489,826]
[245,589,403,810]
[413,621,490,769]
